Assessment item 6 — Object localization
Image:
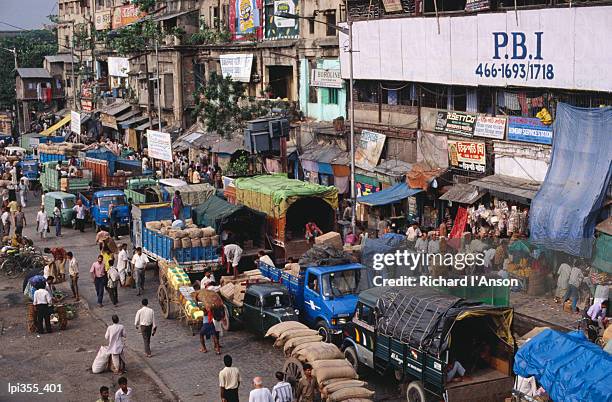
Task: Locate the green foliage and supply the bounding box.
[226,153,250,176]
[73,23,92,51]
[169,26,186,38]
[192,72,273,138]
[132,0,156,12]
[108,20,163,56]
[0,30,57,108]
[188,21,231,45]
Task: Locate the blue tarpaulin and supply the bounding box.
[529,103,612,257]
[514,329,612,402]
[357,182,422,206]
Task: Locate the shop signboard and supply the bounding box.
[507,116,553,145]
[265,0,299,39]
[355,130,386,171]
[340,7,612,92]
[112,4,145,29]
[108,57,129,78]
[435,111,477,137]
[70,111,81,135]
[95,11,111,30]
[465,0,490,12]
[382,0,404,12]
[473,115,506,139]
[146,130,173,162]
[448,138,486,173]
[81,99,93,112]
[100,114,118,130]
[310,69,343,88]
[220,54,253,82]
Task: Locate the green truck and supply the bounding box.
[43,191,77,226]
[41,161,91,193]
[124,177,160,204]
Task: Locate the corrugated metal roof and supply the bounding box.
[438,183,485,205]
[119,115,149,128]
[16,68,51,79]
[44,54,77,63]
[374,159,412,178]
[299,145,349,165]
[116,110,141,122]
[470,174,541,203]
[154,9,197,21]
[99,101,131,117]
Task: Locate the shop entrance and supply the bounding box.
[267,66,293,99]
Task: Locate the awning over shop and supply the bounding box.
[374,159,412,183]
[299,145,349,166]
[439,183,485,205]
[357,182,422,206]
[116,110,141,123]
[406,162,446,190]
[40,114,71,136]
[119,115,149,129]
[530,103,612,258]
[137,120,165,132]
[99,102,131,117]
[470,174,540,205]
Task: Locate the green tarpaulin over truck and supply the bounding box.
[234,174,338,218]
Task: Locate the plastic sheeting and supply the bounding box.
[529,103,612,258]
[592,233,612,273]
[356,182,422,206]
[192,195,265,233]
[513,329,612,402]
[298,244,354,267]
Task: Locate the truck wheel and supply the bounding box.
[316,320,331,343]
[406,381,426,402]
[221,305,231,332]
[343,346,364,376]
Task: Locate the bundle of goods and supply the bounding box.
[283,262,301,276]
[266,322,374,402]
[146,220,218,251]
[218,271,270,305]
[38,142,85,156]
[167,266,191,289]
[178,285,204,320]
[192,288,224,311]
[315,231,343,250]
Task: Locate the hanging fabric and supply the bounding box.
[466,89,478,113]
[447,86,454,110]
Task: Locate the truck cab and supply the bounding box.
[223,283,298,335]
[19,159,40,182]
[80,189,130,232]
[44,191,76,226]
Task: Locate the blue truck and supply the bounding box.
[131,202,220,273]
[258,261,369,342]
[79,189,130,233]
[18,159,40,183]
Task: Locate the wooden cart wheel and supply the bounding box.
[221,304,231,332]
[157,284,173,319]
[283,357,304,396]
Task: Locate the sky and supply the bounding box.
[1,0,57,30]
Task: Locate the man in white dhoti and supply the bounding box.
[105,314,126,374]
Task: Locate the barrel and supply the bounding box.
[55,304,68,330]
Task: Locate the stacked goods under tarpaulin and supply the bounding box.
[375,288,513,355]
[514,329,612,402]
[529,103,612,258]
[171,183,216,206]
[266,322,375,401]
[38,142,86,163]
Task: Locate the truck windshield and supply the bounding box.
[98,196,127,209]
[321,269,367,297]
[262,294,292,308]
[62,198,75,209]
[22,164,37,172]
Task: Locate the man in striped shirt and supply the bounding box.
[271,371,294,402]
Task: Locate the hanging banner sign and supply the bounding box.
[465,0,490,12]
[507,116,553,145]
[95,11,112,30]
[448,139,486,173]
[355,130,386,171]
[70,111,81,135]
[435,111,476,137]
[473,115,506,139]
[220,54,253,82]
[310,69,343,88]
[382,0,404,12]
[146,130,173,162]
[100,114,118,130]
[273,0,296,28]
[112,4,145,29]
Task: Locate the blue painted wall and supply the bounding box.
[299,58,347,122]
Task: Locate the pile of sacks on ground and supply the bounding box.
[145,218,220,249]
[38,142,85,156]
[266,321,374,402]
[219,269,269,305]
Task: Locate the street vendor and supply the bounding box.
[44,247,67,282]
[223,243,243,277]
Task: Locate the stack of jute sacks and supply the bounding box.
[145,218,220,250]
[38,142,85,156]
[219,269,270,306]
[266,322,374,402]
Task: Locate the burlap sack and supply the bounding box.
[323,380,366,395]
[181,238,191,248]
[201,237,211,246]
[146,221,162,230]
[191,238,201,247]
[186,224,198,229]
[187,228,202,239]
[315,366,358,387]
[320,377,355,388]
[173,239,182,249]
[328,387,374,402]
[292,342,343,362]
[211,235,219,246]
[202,227,216,237]
[161,219,172,227]
[185,218,193,225]
[265,321,309,338]
[283,336,323,355]
[174,230,185,238]
[278,328,319,342]
[312,360,353,371]
[192,289,223,310]
[160,227,169,236]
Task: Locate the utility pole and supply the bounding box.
[155,40,161,131]
[348,20,356,234]
[71,21,78,110]
[12,48,21,136]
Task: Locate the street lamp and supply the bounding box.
[275,12,356,233]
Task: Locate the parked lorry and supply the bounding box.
[258,261,368,341]
[18,159,40,184]
[43,191,76,226]
[40,161,91,193]
[79,189,130,232]
[131,202,220,273]
[341,287,515,402]
[83,157,129,188]
[220,281,298,335]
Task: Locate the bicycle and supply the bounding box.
[575,315,605,347]
[0,247,46,279]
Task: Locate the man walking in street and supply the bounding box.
[249,376,273,402]
[562,263,585,313]
[90,255,107,307]
[36,205,47,239]
[72,199,87,233]
[14,205,25,237]
[66,251,79,301]
[219,354,241,402]
[271,371,293,402]
[115,377,133,402]
[105,314,126,374]
[134,298,156,357]
[131,247,148,296]
[117,243,130,287]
